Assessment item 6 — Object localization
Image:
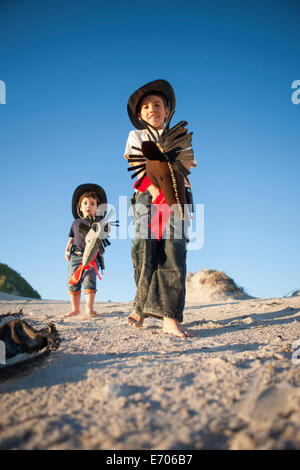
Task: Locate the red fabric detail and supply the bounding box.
[150,201,171,241]
[134,174,152,193]
[68,264,84,285]
[133,176,172,241]
[68,254,102,285]
[90,259,102,281]
[152,191,164,205]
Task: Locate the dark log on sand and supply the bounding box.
[0,311,60,382]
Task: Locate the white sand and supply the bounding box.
[0,292,300,450]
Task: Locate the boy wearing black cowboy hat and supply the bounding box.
[64,184,107,318]
[124,79,197,337]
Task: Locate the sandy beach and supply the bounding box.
[0,287,300,451]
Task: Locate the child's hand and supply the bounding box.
[148,184,160,201]
[65,251,70,262]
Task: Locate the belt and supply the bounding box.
[73,251,83,256]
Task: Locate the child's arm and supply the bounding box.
[147,183,160,201]
[125,133,160,199]
[124,153,136,167]
[126,151,160,199]
[124,132,144,168]
[65,237,74,262]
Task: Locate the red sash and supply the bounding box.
[134,175,171,241]
[68,254,102,285]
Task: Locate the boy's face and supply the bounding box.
[79,197,98,218]
[138,94,169,129]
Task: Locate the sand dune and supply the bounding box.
[186,269,252,302]
[0,279,300,450]
[290,290,300,297]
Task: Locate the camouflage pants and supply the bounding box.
[131,190,188,322]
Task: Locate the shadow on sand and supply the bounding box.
[187,306,300,336]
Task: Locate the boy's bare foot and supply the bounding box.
[163,318,195,338]
[126,312,144,328]
[83,310,99,319]
[64,311,80,317]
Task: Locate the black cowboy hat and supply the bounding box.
[72,183,107,219]
[127,79,176,130]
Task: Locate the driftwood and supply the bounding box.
[0,309,24,327]
[0,310,60,382]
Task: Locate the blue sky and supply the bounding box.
[0,0,299,301]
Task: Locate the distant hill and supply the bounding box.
[186,269,253,303]
[289,289,300,297]
[0,263,41,299]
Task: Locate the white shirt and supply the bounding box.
[124,129,197,192]
[124,129,197,167]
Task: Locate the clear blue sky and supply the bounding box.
[0,0,299,301]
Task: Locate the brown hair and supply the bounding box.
[136,92,168,114]
[78,191,100,208]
